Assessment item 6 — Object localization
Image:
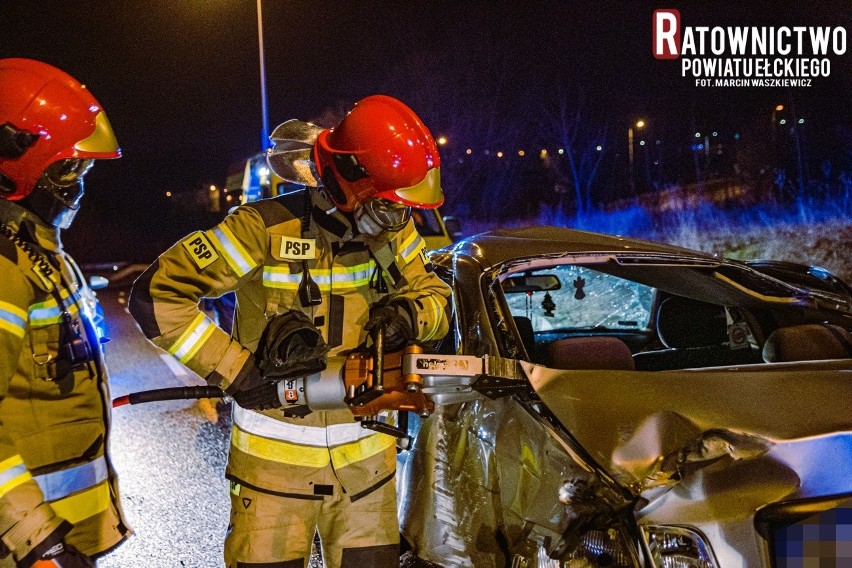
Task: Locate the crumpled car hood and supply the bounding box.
[523,359,852,501]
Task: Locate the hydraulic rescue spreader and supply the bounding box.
[114,334,527,438]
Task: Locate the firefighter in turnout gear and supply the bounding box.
[0,59,129,567]
[129,95,451,567]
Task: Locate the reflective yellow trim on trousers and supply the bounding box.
[332,433,396,468]
[231,425,395,469]
[49,480,111,524]
[232,427,330,468]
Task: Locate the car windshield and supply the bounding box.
[501,264,655,332]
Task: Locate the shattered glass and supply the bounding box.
[502,265,654,333]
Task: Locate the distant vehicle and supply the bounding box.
[395,226,852,568]
[82,262,149,289]
[224,153,460,249]
[411,207,456,250]
[222,153,302,207]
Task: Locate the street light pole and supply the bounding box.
[628,126,635,195]
[771,104,783,161]
[628,120,645,196]
[256,0,270,151]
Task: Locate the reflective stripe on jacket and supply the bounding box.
[0,456,31,500]
[129,191,451,497]
[231,405,396,470]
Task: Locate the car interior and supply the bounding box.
[498,263,852,372]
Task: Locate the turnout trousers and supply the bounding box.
[224,475,399,568]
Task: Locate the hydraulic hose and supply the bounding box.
[112,385,224,408]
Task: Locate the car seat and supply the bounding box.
[545,336,635,371]
[633,296,762,370]
[761,323,852,362]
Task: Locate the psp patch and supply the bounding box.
[276,236,316,260]
[182,231,219,270]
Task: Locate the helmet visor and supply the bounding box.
[44,158,94,187]
[29,176,86,229]
[362,198,412,232]
[38,177,85,212]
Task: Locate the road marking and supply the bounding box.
[159,353,189,378]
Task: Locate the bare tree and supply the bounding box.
[542,89,609,217]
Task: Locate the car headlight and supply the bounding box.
[542,528,635,567]
[640,525,719,568]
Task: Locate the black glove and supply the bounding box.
[17,522,93,568]
[30,543,93,568]
[256,311,328,380]
[223,356,281,411]
[230,382,282,411]
[224,311,327,410]
[224,354,265,396]
[364,301,415,351]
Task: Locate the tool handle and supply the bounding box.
[373,322,385,391]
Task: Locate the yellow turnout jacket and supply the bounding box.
[0,201,127,564]
[129,191,450,498]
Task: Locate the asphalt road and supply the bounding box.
[96,286,233,567]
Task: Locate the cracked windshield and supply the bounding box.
[503,265,655,333]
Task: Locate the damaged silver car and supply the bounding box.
[395,226,852,568]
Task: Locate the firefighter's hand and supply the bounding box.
[223,354,265,397]
[24,541,95,568]
[364,302,415,351]
[224,358,282,410]
[230,382,282,411]
[257,311,328,380]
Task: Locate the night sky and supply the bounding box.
[1,1,849,262]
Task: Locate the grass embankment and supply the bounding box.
[463,197,852,283]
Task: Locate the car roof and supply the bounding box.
[439,225,716,267]
[433,226,852,318]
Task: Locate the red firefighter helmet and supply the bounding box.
[0,58,120,200]
[313,95,443,212]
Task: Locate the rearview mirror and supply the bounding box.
[503,274,561,293]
